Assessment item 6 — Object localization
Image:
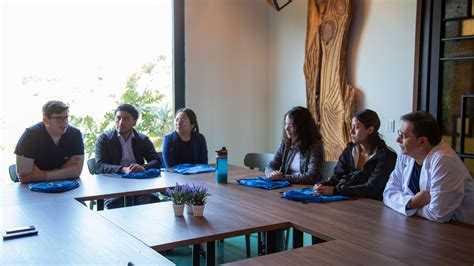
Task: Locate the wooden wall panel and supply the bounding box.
[304,0,356,160]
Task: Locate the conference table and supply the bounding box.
[1,198,172,265]
[99,199,290,265]
[197,169,474,265]
[226,240,406,265]
[1,165,473,265]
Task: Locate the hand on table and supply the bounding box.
[121,164,146,174]
[267,171,283,181]
[19,165,47,184]
[313,184,335,196]
[408,189,431,209]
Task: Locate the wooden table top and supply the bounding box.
[2,165,473,265]
[0,199,172,265]
[99,199,290,251]
[189,166,474,265]
[225,240,407,266]
[1,171,200,206]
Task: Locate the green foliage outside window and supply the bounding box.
[72,58,174,158]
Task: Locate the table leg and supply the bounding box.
[192,244,200,266]
[266,230,277,254]
[125,196,133,207]
[97,199,104,211]
[293,229,303,248]
[206,241,215,266]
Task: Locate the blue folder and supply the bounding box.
[282,187,350,203]
[237,177,291,190]
[171,164,215,174]
[113,168,161,179]
[28,180,80,193]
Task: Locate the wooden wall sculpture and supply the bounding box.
[303,0,356,161]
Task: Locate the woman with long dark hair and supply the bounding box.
[265,106,324,184]
[314,109,397,200]
[162,108,208,167]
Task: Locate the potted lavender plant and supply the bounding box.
[182,183,194,214]
[191,184,210,217]
[166,183,185,216]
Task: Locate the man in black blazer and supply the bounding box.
[95,104,161,208]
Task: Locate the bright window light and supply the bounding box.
[1,0,173,183]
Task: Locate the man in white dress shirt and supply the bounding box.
[383,111,473,224]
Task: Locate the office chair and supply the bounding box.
[87,158,96,175]
[157,151,163,164]
[321,161,337,180]
[9,164,19,182]
[243,153,274,172]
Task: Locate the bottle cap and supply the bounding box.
[216,147,227,156]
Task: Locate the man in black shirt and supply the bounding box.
[15,101,84,184]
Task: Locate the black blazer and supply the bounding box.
[95,129,161,174]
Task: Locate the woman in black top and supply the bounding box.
[314,109,397,200]
[265,106,324,184]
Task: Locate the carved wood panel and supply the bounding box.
[304,0,356,161]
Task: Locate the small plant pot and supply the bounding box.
[173,204,184,217]
[186,203,194,214]
[192,204,205,217]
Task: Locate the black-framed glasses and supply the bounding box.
[49,115,70,123]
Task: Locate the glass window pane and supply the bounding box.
[444,0,470,19]
[444,19,474,38]
[462,158,474,177]
[443,39,474,58]
[440,61,474,154]
[445,21,463,38]
[1,0,174,183]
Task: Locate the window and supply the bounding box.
[1,0,178,182]
[417,0,474,175]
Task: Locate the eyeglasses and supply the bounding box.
[397,130,409,139]
[49,115,70,123]
[175,119,190,125]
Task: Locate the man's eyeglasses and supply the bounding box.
[49,115,70,123]
[397,130,408,139]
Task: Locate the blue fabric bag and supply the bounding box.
[28,180,80,193]
[171,164,215,174]
[113,168,161,179]
[282,187,350,203]
[237,177,291,190]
